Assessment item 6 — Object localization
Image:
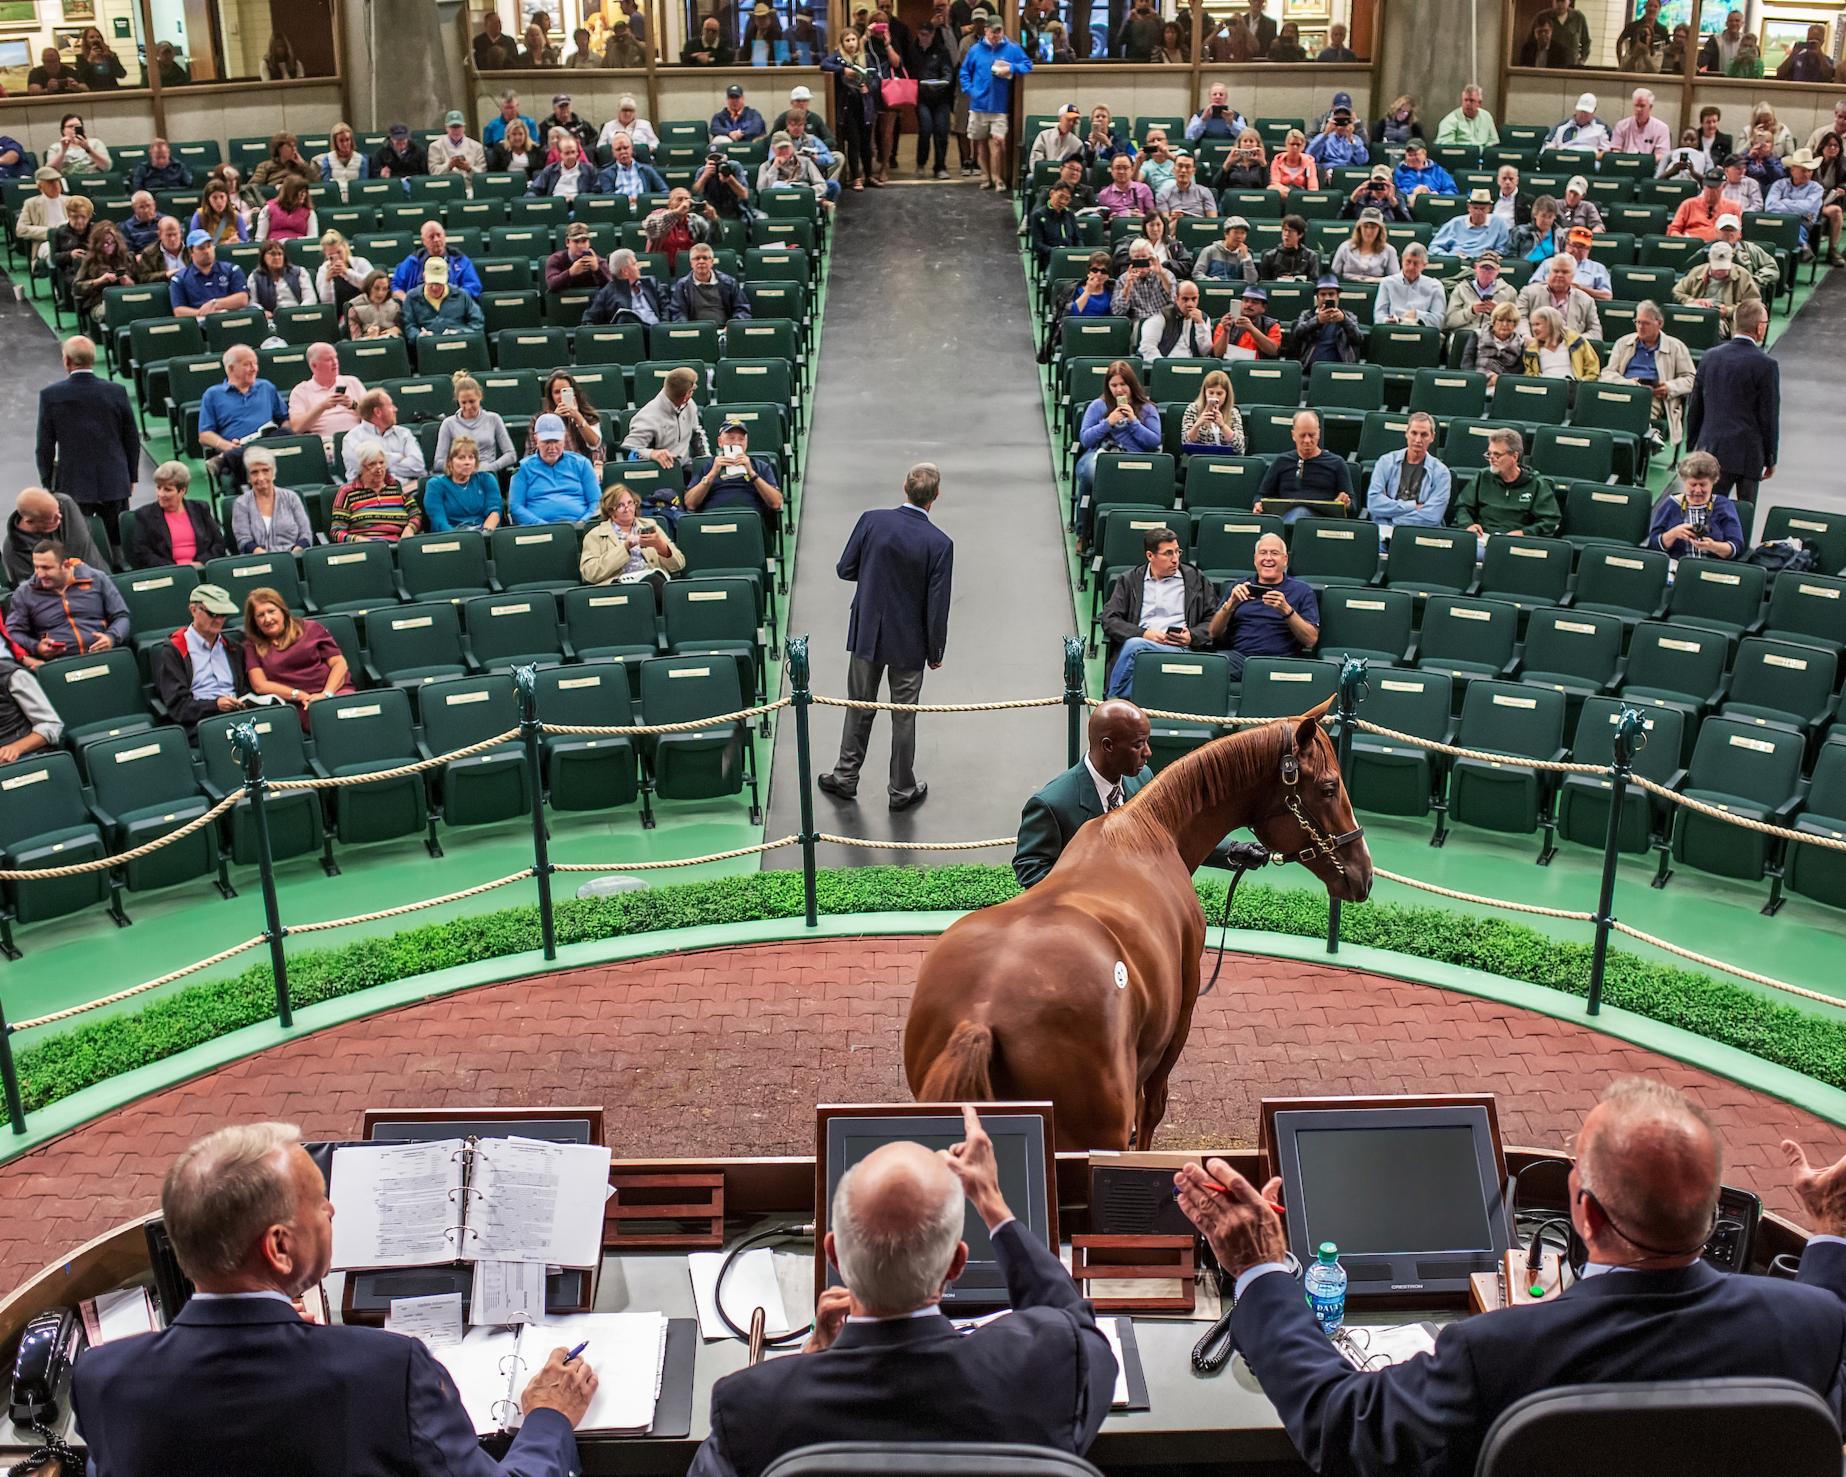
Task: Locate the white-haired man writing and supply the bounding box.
[691,1105,1117,1477]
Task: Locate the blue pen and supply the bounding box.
[564,1340,590,1364]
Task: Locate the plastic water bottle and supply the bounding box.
[1304,1242,1347,1335]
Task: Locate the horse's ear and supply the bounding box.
[1294,696,1333,751]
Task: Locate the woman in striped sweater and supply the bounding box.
[331,446,423,543]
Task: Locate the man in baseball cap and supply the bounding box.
[151,584,250,733]
[712,83,766,143]
[1714,212,1781,296]
[430,109,486,175]
[1678,238,1761,336]
[169,226,249,317]
[511,413,601,527]
[1029,103,1085,170]
[1216,280,1283,359]
[1669,165,1744,241]
[1546,92,1610,153]
[372,122,426,179]
[772,84,836,154]
[686,413,784,517]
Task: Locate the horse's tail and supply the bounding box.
[917,1020,996,1102]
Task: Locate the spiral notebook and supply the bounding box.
[436,1313,670,1435]
[328,1135,612,1271]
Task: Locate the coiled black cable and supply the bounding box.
[711,1222,817,1347]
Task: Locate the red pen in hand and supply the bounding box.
[1179,1179,1285,1214]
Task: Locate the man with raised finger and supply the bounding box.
[1175,1077,1846,1477]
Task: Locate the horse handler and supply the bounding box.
[1013,700,1153,887]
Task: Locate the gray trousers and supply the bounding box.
[830,656,925,801]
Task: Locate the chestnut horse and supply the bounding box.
[903,702,1372,1152]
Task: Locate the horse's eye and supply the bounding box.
[1321,781,1338,797]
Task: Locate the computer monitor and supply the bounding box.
[819,1108,1054,1311]
[1272,1104,1512,1300]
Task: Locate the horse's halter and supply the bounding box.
[1265,721,1366,875]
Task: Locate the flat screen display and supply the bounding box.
[833,1125,1034,1264]
[1295,1124,1496,1255]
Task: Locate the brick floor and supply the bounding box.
[1,938,1840,1294]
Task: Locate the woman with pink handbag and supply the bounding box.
[865,13,906,183]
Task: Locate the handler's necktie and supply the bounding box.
[1106,784,1124,812]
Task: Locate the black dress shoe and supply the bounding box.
[817,773,857,801]
[889,782,929,812]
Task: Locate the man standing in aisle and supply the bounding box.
[819,464,954,813]
[960,15,1032,192]
[35,334,139,541]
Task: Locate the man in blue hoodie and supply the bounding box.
[959,15,1032,191]
[509,414,601,526]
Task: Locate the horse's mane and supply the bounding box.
[1107,720,1288,849]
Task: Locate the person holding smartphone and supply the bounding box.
[6,540,129,669]
[529,370,603,469]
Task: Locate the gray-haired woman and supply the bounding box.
[232,446,314,554]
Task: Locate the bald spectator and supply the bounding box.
[128,136,193,193]
[35,334,139,538]
[5,539,129,667]
[621,366,710,469]
[342,389,425,487]
[3,485,99,584]
[285,342,365,457]
[1177,1077,1846,1477]
[137,215,187,280]
[691,1106,1115,1477]
[1014,699,1154,886]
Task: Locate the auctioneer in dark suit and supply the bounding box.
[35,368,140,526]
[1013,755,1152,887]
[1685,331,1780,507]
[825,500,954,805]
[688,1220,1117,1477]
[1230,1238,1846,1477]
[73,1292,580,1477]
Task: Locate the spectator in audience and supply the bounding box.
[1691,108,1733,166]
[1714,213,1781,297]
[1674,241,1760,337]
[530,371,603,468]
[1214,130,1267,191]
[1204,532,1319,679]
[1110,237,1174,324]
[286,343,363,458]
[1316,22,1356,60]
[1741,130,1786,202]
[580,483,684,585]
[694,145,753,221]
[1308,107,1368,170]
[822,28,880,191]
[1616,0,1667,69]
[546,221,610,297]
[1518,14,1570,67]
[121,192,162,254]
[1687,299,1776,503]
[316,231,373,318]
[1075,359,1161,511]
[248,239,318,320]
[1097,153,1155,218]
[1648,449,1742,560]
[1443,250,1515,332]
[1028,181,1080,270]
[522,18,558,65]
[188,178,245,246]
[370,123,426,180]
[1463,301,1527,385]
[422,436,503,534]
[509,415,599,527]
[242,592,354,720]
[1083,105,1136,168]
[1375,243,1444,327]
[1178,1078,1846,1477]
[3,487,98,586]
[489,118,545,177]
[1393,139,1455,198]
[545,92,597,155]
[1459,428,1560,540]
[475,11,523,68]
[711,83,767,144]
[685,417,784,518]
[697,1106,1108,1475]
[600,17,646,66]
[1030,102,1085,166]
[435,374,517,476]
[1547,94,1611,154]
[249,133,315,196]
[1366,412,1451,537]
[254,178,317,245]
[199,345,289,487]
[1056,254,1117,336]
[1158,153,1216,223]
[682,15,735,64]
[428,111,488,176]
[0,133,25,183]
[1767,150,1832,260]
[1699,8,1747,72]
[347,270,403,339]
[1562,225,1611,298]
[47,194,92,285]
[129,137,192,193]
[315,122,369,197]
[154,41,190,87]
[332,445,422,543]
[483,92,539,152]
[759,131,830,203]
[0,628,61,759]
[668,241,751,326]
[1373,95,1424,150]
[1194,215,1258,283]
[151,583,246,731]
[601,96,661,155]
[1214,282,1285,359]
[1136,131,1181,199]
[1186,82,1248,144]
[1432,189,1511,259]
[1808,102,1846,156]
[1659,128,1712,183]
[1180,369,1244,450]
[139,216,188,280]
[598,131,667,203]
[1343,164,1411,222]
[1491,164,1531,229]
[72,221,134,327]
[1329,209,1397,282]
[1611,87,1670,164]
[231,447,313,554]
[402,257,485,349]
[1261,214,1321,282]
[1522,303,1600,383]
[1013,699,1153,886]
[35,335,137,538]
[5,539,128,665]
[1101,527,1218,697]
[960,17,1031,191]
[391,220,482,299]
[1232,0,1276,55]
[1669,167,1744,239]
[1777,22,1835,81]
[1268,129,1317,195]
[1139,278,1214,362]
[1254,409,1353,520]
[583,247,668,327]
[900,16,954,178]
[623,366,709,468]
[531,134,598,201]
[1436,85,1498,149]
[1114,0,1163,60]
[1122,211,1191,276]
[342,390,424,487]
[44,113,109,173]
[644,188,716,275]
[130,461,225,569]
[1268,22,1307,60]
[782,111,841,198]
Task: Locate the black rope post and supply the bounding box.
[229,719,292,1029]
[1063,635,1085,769]
[515,664,556,962]
[787,634,819,928]
[1326,656,1368,956]
[1588,706,1647,1017]
[0,995,26,1135]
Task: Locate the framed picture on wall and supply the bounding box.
[51,26,81,49]
[0,0,37,32]
[1280,0,1326,17]
[58,0,93,19]
[1296,25,1328,50]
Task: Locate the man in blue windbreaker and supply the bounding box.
[958,15,1032,192]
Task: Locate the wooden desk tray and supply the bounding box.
[605,1171,726,1250]
[1071,1235,1197,1313]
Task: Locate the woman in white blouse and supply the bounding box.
[598,96,660,153]
[315,230,373,317]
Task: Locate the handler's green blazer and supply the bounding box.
[1012,760,1152,888]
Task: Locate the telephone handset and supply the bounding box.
[9,1306,83,1428]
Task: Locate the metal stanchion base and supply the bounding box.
[575,876,653,899]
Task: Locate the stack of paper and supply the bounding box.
[434,1313,669,1435]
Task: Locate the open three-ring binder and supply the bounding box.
[437,1313,673,1435]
